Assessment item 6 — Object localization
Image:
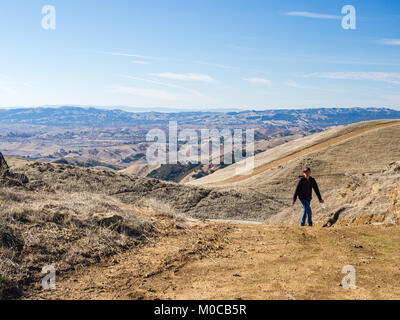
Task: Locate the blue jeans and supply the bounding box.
[300,200,312,226]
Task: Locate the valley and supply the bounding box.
[2,107,400,183]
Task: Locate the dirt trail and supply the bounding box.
[27,208,400,300]
[208,121,400,186]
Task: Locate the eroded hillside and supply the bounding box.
[0,153,283,298]
[190,120,400,226]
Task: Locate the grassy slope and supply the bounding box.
[189,120,400,186]
[0,154,284,298]
[189,120,400,225]
[0,160,154,299]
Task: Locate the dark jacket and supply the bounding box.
[293,176,322,203]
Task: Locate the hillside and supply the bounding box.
[0,152,284,297]
[189,120,400,225]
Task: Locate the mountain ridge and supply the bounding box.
[0,106,400,127]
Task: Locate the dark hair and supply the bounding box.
[303,167,311,173]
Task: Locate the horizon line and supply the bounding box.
[0,105,398,113]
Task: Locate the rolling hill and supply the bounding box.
[189,119,400,225]
[2,106,400,184]
[1,106,400,127]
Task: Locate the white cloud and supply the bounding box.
[97,51,159,60]
[243,77,271,85]
[0,85,17,95]
[106,86,190,101]
[122,75,206,97]
[256,55,400,67]
[308,72,400,85]
[286,80,310,89]
[151,72,215,82]
[228,44,257,51]
[132,60,150,65]
[284,11,341,19]
[378,38,400,46]
[97,50,241,71]
[22,82,33,88]
[194,61,235,70]
[285,80,344,92]
[109,75,216,103]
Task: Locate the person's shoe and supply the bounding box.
[300,224,305,227]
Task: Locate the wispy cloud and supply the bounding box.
[97,51,160,60]
[121,75,206,97]
[228,44,257,51]
[378,38,400,46]
[243,77,271,85]
[193,61,234,70]
[0,85,17,95]
[308,72,400,85]
[22,82,33,88]
[96,50,241,71]
[286,80,311,89]
[106,86,189,101]
[0,74,29,93]
[286,80,344,92]
[284,11,341,20]
[132,60,150,65]
[254,55,400,67]
[97,50,237,70]
[151,72,216,82]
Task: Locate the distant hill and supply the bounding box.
[1,106,400,183]
[0,106,400,128]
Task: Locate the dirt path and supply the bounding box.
[208,121,400,186]
[27,208,400,300]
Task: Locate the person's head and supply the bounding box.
[303,167,311,179]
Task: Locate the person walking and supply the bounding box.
[292,167,324,227]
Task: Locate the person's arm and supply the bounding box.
[313,179,323,202]
[292,179,302,205]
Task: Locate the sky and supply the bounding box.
[0,0,399,111]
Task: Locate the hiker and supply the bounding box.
[292,167,324,227]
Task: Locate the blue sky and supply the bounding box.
[0,0,399,110]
